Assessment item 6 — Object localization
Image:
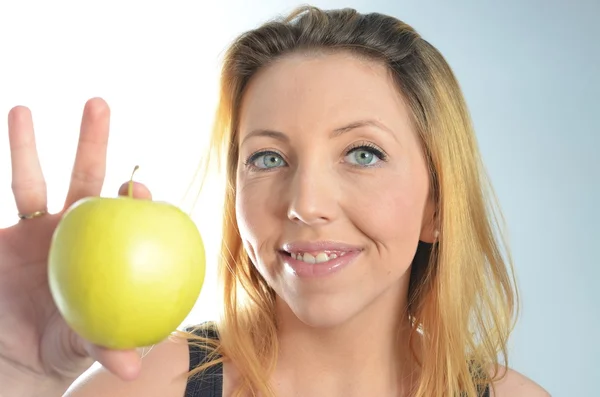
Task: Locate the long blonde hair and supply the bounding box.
[182,6,519,397]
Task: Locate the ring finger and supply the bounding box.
[7,106,48,218]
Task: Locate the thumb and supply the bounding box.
[86,343,142,381]
[118,181,152,200]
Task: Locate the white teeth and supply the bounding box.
[291,251,346,264]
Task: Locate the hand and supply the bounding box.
[0,98,150,392]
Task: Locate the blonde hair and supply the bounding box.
[182,6,519,397]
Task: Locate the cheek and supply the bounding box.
[342,168,428,264]
[235,174,281,267]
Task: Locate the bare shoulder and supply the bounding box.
[490,366,551,397]
[64,335,190,397]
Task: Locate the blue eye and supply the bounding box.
[344,145,386,167]
[246,151,286,170]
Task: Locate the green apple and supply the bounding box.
[48,167,205,349]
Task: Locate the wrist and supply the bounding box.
[0,359,76,397]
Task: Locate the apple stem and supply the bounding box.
[129,165,139,198]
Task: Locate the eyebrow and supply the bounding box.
[240,119,396,146]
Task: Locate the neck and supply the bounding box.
[274,278,419,397]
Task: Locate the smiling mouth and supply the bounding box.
[280,250,353,264]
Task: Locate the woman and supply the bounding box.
[0,6,549,397]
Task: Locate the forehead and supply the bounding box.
[238,51,412,138]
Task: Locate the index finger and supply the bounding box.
[63,98,110,210]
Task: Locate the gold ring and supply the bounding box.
[18,210,48,220]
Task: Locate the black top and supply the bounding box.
[184,325,223,397]
[184,325,490,397]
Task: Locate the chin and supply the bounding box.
[259,250,410,331]
[277,291,371,329]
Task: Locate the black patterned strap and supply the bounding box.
[184,324,223,397]
[482,384,491,397]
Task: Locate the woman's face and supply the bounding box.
[235,51,435,328]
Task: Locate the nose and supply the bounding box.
[286,165,339,226]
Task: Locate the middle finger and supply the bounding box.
[8,106,48,217]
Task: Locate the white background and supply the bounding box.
[1,1,598,395]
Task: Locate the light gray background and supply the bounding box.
[226,0,599,395]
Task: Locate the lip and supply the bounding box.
[279,240,363,278]
[282,240,363,254]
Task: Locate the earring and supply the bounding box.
[434,229,440,241]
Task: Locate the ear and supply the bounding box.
[419,195,438,244]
